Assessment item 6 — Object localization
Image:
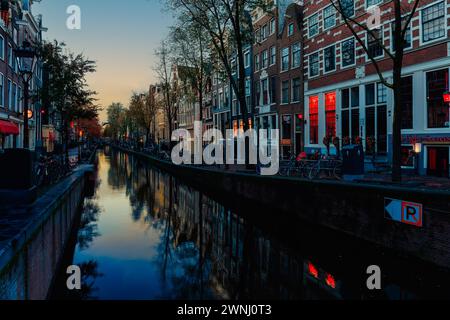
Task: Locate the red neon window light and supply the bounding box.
[325,273,336,289]
[307,262,319,279]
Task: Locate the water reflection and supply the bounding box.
[55,148,450,300]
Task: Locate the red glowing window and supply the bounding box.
[325,273,336,289]
[325,92,336,138]
[307,262,319,279]
[309,96,319,144]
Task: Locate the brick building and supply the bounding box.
[0,0,44,151]
[252,1,304,159]
[303,0,450,177]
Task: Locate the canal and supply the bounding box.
[51,147,450,300]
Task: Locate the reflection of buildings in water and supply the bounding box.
[114,152,308,299]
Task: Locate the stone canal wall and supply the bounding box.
[0,167,93,300]
[114,146,450,269]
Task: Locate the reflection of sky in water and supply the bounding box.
[73,153,177,299]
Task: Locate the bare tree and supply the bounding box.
[128,92,158,145]
[167,0,269,132]
[331,0,420,182]
[169,16,211,123]
[155,41,178,140]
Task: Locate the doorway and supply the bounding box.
[427,146,449,178]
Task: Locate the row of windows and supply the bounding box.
[308,68,449,148]
[308,1,446,46]
[254,77,302,107]
[307,18,414,78]
[254,43,301,73]
[0,73,23,112]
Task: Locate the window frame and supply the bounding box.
[420,1,446,45]
[308,52,320,78]
[308,13,319,38]
[323,5,336,30]
[323,44,336,74]
[340,37,356,68]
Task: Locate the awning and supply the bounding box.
[0,120,19,135]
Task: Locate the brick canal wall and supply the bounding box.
[0,167,92,300]
[115,146,450,269]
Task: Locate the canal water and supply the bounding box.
[51,147,450,300]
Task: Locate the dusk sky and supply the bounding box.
[34,0,173,122]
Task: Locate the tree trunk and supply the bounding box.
[392,69,403,182]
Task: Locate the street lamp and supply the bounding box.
[15,40,38,149]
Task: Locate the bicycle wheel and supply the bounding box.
[308,164,320,180]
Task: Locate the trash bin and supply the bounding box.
[342,144,364,179]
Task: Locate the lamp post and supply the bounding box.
[15,41,38,149]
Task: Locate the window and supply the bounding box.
[308,13,319,37]
[244,52,250,68]
[255,29,261,43]
[292,78,301,102]
[365,83,388,154]
[7,79,11,109]
[262,50,268,69]
[324,92,336,138]
[270,77,277,104]
[367,0,383,6]
[262,24,269,41]
[7,44,12,67]
[309,52,319,77]
[341,87,360,144]
[231,59,237,74]
[422,1,445,43]
[309,96,319,144]
[270,19,276,35]
[254,82,260,107]
[12,83,16,112]
[292,43,301,68]
[18,86,22,112]
[281,80,289,104]
[0,36,4,61]
[392,19,412,51]
[427,69,449,128]
[288,23,294,37]
[270,46,276,65]
[0,74,3,107]
[254,54,260,71]
[341,38,355,67]
[323,5,336,30]
[367,28,383,59]
[377,83,387,104]
[401,76,413,129]
[281,47,289,71]
[401,146,415,168]
[262,78,269,105]
[282,115,292,139]
[324,45,335,72]
[341,0,355,18]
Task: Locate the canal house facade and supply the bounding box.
[303,0,450,177]
[0,0,44,151]
[252,2,305,160]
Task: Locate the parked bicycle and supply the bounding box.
[279,151,343,180]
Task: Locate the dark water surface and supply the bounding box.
[52,147,450,300]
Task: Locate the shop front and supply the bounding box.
[403,135,450,178]
[0,119,20,150]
